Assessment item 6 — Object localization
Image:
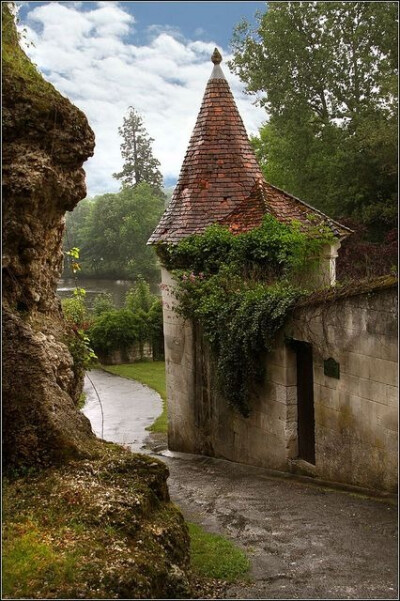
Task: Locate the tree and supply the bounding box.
[113,107,164,192]
[63,197,93,257]
[229,2,398,241]
[64,183,164,283]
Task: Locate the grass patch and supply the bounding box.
[188,522,250,582]
[77,392,86,410]
[100,361,167,433]
[2,520,82,599]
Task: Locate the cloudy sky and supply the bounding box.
[17,1,267,197]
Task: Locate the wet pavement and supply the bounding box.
[83,369,398,599]
[83,369,162,451]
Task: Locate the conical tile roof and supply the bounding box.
[148,50,351,245]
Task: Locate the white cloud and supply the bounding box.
[19,1,266,197]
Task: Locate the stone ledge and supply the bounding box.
[289,458,317,478]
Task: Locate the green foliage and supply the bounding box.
[62,290,87,327]
[77,392,87,410]
[229,2,398,241]
[160,214,332,281]
[92,292,115,317]
[188,522,250,582]
[64,183,164,283]
[125,277,156,313]
[123,279,165,358]
[113,106,164,192]
[89,303,164,358]
[66,331,97,374]
[87,279,164,360]
[65,247,81,274]
[176,274,302,417]
[89,309,148,353]
[146,298,164,360]
[160,216,328,415]
[62,248,97,375]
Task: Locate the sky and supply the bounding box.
[16,1,268,197]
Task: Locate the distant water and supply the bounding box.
[57,278,136,308]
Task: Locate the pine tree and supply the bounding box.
[113,107,163,191]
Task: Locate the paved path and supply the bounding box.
[83,369,162,452]
[82,369,398,599]
[162,453,398,599]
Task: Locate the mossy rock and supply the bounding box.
[3,445,191,599]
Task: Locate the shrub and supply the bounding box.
[92,292,115,316]
[89,309,147,353]
[62,289,88,328]
[125,277,157,313]
[147,299,164,360]
[62,288,96,380]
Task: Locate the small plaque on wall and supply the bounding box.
[324,357,340,379]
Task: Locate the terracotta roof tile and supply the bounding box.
[148,52,351,245]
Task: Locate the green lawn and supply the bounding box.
[100,361,167,433]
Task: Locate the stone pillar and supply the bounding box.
[160,267,198,452]
[320,241,341,287]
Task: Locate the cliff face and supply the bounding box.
[2,5,98,468]
[2,11,192,597]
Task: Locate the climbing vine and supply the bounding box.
[158,214,334,416]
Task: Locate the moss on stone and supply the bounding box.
[296,274,397,308]
[3,444,191,599]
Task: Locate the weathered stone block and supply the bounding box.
[314,365,340,391]
[386,385,398,407]
[339,373,387,403]
[267,364,297,386]
[316,386,340,411]
[314,403,342,432]
[340,351,371,380]
[286,403,298,422]
[247,427,287,470]
[369,357,398,386]
[380,407,398,432]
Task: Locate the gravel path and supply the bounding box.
[82,369,398,599]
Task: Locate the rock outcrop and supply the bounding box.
[2,9,191,597]
[3,449,192,599]
[2,4,96,468]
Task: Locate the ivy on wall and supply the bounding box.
[158,215,333,416]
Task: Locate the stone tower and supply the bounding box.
[149,49,350,272]
[148,50,351,458]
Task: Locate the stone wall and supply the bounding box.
[289,283,398,491]
[97,342,153,365]
[162,268,398,491]
[161,268,198,453]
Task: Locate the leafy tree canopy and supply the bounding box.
[64,183,164,283]
[229,1,398,241]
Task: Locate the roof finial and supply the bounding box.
[211,48,222,65]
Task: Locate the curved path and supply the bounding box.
[83,369,162,452]
[82,368,398,599]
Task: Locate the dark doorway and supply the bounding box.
[293,340,315,464]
